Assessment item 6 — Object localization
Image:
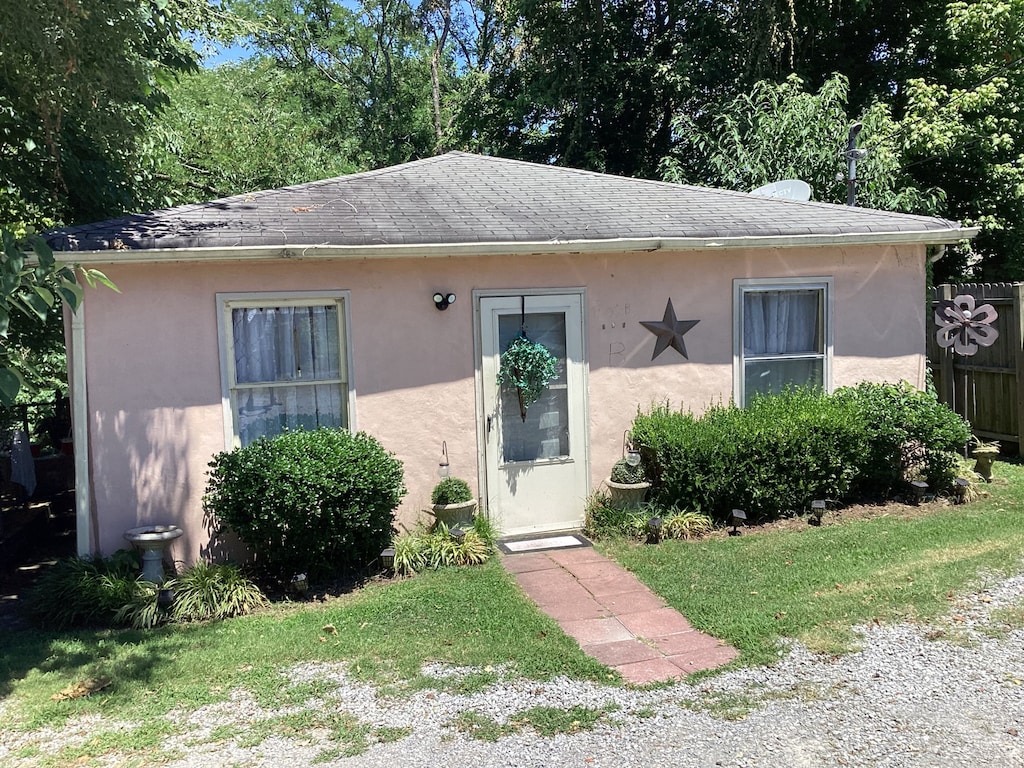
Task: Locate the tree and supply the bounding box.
[661,74,943,215]
[0,1,208,230]
[140,59,359,207]
[0,229,114,405]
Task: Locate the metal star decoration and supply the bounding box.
[641,298,700,360]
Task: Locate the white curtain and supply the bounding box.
[231,306,344,444]
[743,289,823,404]
[743,290,820,356]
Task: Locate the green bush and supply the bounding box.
[633,389,865,523]
[631,385,972,524]
[831,382,971,493]
[431,477,473,505]
[203,428,406,583]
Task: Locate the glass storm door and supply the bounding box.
[480,294,588,535]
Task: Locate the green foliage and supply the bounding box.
[203,427,406,583]
[496,333,558,411]
[167,562,270,622]
[585,495,713,542]
[631,386,972,523]
[431,477,473,506]
[391,515,496,576]
[662,74,943,214]
[26,551,141,629]
[28,553,268,630]
[609,458,647,485]
[831,382,972,493]
[139,59,358,208]
[0,230,116,405]
[633,390,865,523]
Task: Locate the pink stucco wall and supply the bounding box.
[76,243,927,560]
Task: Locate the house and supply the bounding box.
[47,152,976,562]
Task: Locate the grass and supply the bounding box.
[600,461,1024,665]
[449,703,619,741]
[2,463,1023,760]
[0,559,608,743]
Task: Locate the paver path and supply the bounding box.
[501,545,737,684]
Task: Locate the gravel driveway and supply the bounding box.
[2,570,1022,767]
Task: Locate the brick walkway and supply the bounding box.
[502,545,737,685]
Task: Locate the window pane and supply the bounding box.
[744,358,824,404]
[498,312,569,463]
[233,305,340,384]
[744,290,821,356]
[236,384,345,446]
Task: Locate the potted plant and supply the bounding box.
[970,439,1000,482]
[430,477,477,528]
[605,458,651,509]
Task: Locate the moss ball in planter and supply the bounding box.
[609,458,647,485]
[431,477,473,506]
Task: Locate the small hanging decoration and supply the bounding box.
[497,333,559,421]
[935,294,999,357]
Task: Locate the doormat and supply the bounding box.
[498,533,592,554]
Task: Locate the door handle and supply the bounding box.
[487,415,493,434]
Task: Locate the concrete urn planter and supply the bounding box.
[604,479,651,509]
[431,499,478,529]
[971,446,1000,482]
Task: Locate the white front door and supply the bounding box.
[479,293,589,535]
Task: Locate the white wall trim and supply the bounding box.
[70,303,92,556]
[57,228,980,266]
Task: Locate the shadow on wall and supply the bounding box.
[91,407,194,561]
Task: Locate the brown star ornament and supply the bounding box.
[640,298,700,360]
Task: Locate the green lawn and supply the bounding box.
[0,560,609,735]
[601,461,1024,665]
[1,462,1022,757]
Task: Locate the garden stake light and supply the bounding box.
[450,526,466,544]
[729,509,746,536]
[954,478,970,504]
[810,499,826,526]
[910,480,929,505]
[380,547,396,571]
[623,430,641,467]
[646,516,663,544]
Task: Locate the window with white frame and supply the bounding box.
[734,278,832,406]
[219,293,350,447]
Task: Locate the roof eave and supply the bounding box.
[55,227,980,265]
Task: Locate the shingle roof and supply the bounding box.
[46,151,966,253]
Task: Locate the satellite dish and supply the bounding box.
[749,179,812,202]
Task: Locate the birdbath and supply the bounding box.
[123,525,183,583]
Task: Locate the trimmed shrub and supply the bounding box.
[609,458,647,484]
[831,382,971,493]
[631,385,972,523]
[633,389,865,523]
[431,477,473,505]
[203,428,406,583]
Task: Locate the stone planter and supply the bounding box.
[971,447,999,482]
[430,499,477,529]
[605,479,651,509]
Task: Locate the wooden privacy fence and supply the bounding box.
[927,283,1024,451]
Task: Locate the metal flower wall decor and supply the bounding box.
[934,294,999,357]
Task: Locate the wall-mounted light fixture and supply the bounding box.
[433,292,456,310]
